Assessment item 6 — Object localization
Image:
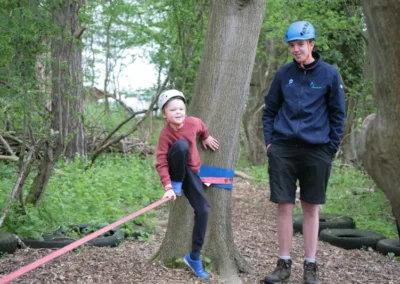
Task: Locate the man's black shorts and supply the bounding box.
[267,143,333,205]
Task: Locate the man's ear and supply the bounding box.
[309,40,315,50]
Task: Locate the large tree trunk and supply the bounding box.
[158,0,266,282]
[27,0,85,205]
[63,1,86,160]
[360,0,400,237]
[243,39,287,165]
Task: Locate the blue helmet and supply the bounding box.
[285,21,316,43]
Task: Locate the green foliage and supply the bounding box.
[202,255,212,273]
[260,0,371,130]
[85,102,133,134]
[262,0,365,82]
[0,163,17,200]
[324,163,397,239]
[0,154,164,238]
[0,0,53,133]
[83,0,149,89]
[84,101,165,145]
[238,161,398,239]
[132,0,210,97]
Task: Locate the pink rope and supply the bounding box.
[0,198,168,284]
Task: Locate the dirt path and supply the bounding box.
[0,178,399,283]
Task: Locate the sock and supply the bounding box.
[190,251,201,261]
[279,256,291,260]
[171,181,183,195]
[305,258,315,263]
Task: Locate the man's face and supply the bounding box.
[288,40,314,63]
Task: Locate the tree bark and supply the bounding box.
[63,0,86,160]
[360,0,400,237]
[27,0,85,205]
[158,0,266,282]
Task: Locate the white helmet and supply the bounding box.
[157,89,186,110]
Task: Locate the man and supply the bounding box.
[262,21,346,284]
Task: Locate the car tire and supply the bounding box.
[376,239,400,256]
[23,224,124,249]
[0,230,18,254]
[319,228,385,250]
[293,213,355,235]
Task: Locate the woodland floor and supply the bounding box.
[0,178,399,284]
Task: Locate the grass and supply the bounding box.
[324,164,397,239]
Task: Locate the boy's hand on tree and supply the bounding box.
[202,136,219,151]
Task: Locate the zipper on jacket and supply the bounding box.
[296,69,307,134]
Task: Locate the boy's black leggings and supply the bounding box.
[168,139,211,252]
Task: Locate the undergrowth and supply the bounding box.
[0,155,164,238]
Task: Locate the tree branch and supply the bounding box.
[1,132,33,151]
[0,134,15,156]
[0,80,12,89]
[76,27,86,39]
[0,155,19,161]
[0,147,35,227]
[89,74,170,167]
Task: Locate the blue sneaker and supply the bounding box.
[171,181,183,196]
[184,253,210,279]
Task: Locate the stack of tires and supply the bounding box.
[293,213,400,256]
[22,224,124,249]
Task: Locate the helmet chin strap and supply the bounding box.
[300,40,312,68]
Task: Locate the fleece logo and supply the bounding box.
[285,79,294,88]
[310,81,323,89]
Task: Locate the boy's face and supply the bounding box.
[288,39,314,64]
[163,98,186,125]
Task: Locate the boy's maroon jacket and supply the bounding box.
[156,116,210,186]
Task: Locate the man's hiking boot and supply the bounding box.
[264,259,292,283]
[303,261,320,284]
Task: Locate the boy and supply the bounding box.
[156,89,219,279]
